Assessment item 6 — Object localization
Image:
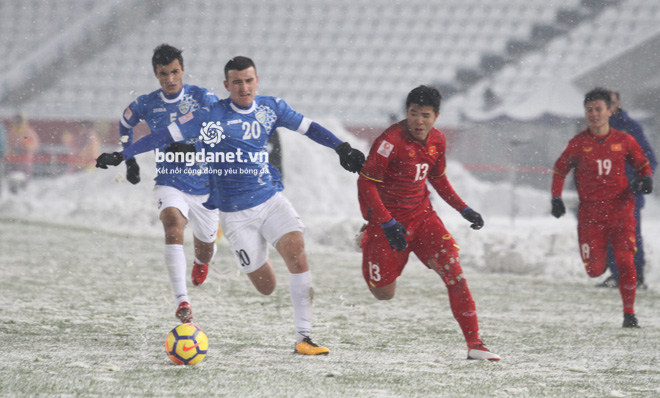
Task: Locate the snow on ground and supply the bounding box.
[1,120,660,397]
[2,119,659,285]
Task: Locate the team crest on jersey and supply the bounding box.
[583,147,593,152]
[255,111,266,124]
[178,94,200,115]
[429,146,437,156]
[408,149,415,157]
[611,143,622,151]
[377,140,394,158]
[199,121,225,148]
[255,105,277,134]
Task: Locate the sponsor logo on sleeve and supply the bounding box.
[123,108,133,121]
[377,140,394,158]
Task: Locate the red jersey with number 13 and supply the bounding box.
[358,121,467,224]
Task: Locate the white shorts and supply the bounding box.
[153,185,219,243]
[220,192,305,274]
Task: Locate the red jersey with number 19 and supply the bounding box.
[358,121,467,224]
[552,128,651,202]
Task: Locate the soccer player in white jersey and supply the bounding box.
[97,56,365,355]
[117,44,220,324]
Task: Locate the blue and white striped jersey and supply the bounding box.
[120,84,218,194]
[167,95,308,211]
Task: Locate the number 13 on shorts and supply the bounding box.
[368,261,381,283]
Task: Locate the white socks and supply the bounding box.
[164,244,189,305]
[289,270,313,343]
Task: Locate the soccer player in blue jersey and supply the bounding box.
[118,44,220,324]
[97,56,365,355]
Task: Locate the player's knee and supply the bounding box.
[372,290,395,301]
[370,285,395,300]
[584,260,607,278]
[249,264,277,295]
[430,252,465,285]
[255,279,276,295]
[161,217,185,242]
[259,285,276,296]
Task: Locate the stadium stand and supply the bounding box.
[2,0,590,126]
[1,0,659,182]
[444,0,660,123]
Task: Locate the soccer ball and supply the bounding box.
[165,323,208,365]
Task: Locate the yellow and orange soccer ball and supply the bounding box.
[165,323,208,365]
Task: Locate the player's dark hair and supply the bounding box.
[584,87,611,108]
[406,85,442,114]
[152,44,184,73]
[610,90,620,101]
[224,56,257,80]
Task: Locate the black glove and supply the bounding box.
[335,142,365,173]
[96,152,124,169]
[381,218,408,252]
[125,158,140,185]
[551,197,566,218]
[165,142,197,154]
[461,207,484,230]
[631,175,653,194]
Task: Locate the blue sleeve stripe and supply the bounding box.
[304,121,343,150]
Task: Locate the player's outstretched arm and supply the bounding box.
[303,122,365,172]
[428,174,468,212]
[96,152,125,169]
[335,142,365,173]
[119,123,140,184]
[95,126,175,169]
[428,174,484,230]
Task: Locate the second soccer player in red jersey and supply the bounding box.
[357,85,499,360]
[551,87,653,328]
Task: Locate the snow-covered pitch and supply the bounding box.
[1,121,659,397]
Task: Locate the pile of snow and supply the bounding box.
[1,119,658,286]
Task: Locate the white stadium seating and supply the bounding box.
[2,0,658,128]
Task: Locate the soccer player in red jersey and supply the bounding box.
[357,85,499,360]
[551,87,653,328]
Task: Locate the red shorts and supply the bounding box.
[577,200,636,277]
[361,212,460,288]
